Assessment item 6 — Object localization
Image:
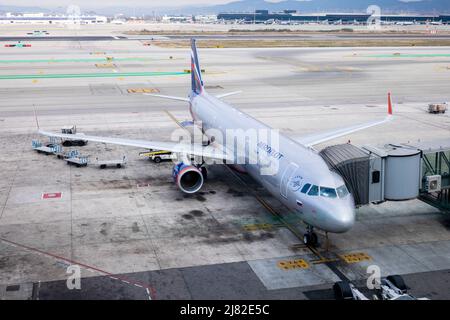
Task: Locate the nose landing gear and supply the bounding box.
[303,225,318,247]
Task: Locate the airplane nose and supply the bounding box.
[329,207,355,233]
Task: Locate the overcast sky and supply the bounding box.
[0,0,267,8]
[0,0,426,9]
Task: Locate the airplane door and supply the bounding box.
[280,162,298,198]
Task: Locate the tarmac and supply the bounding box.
[0,30,449,300]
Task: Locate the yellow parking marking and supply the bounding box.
[127,88,160,94]
[95,63,116,68]
[277,259,309,270]
[243,223,273,232]
[340,252,372,264]
[183,69,205,74]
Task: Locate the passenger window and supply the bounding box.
[301,183,311,194]
[308,185,319,196]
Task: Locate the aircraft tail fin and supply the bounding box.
[190,38,204,95]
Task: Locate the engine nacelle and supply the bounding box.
[172,162,204,194]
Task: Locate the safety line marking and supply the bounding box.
[0,237,154,300]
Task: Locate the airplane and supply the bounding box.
[39,39,393,246]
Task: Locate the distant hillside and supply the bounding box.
[0,5,50,14]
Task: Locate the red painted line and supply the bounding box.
[0,237,155,300]
[42,192,62,199]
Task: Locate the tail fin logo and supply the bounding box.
[190,39,203,95]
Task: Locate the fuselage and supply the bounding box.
[189,91,356,233]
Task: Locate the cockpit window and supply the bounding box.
[301,183,311,194]
[320,187,337,198]
[308,185,319,196]
[336,185,349,198]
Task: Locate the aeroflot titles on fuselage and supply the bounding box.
[256,141,284,160]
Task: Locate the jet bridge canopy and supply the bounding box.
[319,143,370,206]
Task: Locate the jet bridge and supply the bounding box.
[319,140,450,209]
[406,139,450,211]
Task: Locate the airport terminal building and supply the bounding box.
[217,10,450,24]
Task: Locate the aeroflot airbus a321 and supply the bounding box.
[40,39,393,246]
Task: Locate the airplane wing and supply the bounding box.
[215,91,242,99]
[296,115,393,147]
[38,130,233,161]
[296,93,394,148]
[143,93,190,102]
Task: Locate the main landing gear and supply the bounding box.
[303,225,318,247]
[200,166,207,180]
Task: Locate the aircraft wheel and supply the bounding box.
[303,232,318,246]
[201,167,207,180]
[387,275,407,293]
[333,281,354,300]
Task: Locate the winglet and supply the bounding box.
[388,92,393,115]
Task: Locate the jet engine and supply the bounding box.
[172,162,204,194]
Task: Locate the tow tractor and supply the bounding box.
[60,125,88,146]
[333,275,429,300]
[139,150,177,163]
